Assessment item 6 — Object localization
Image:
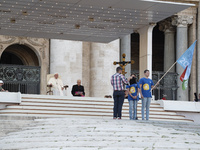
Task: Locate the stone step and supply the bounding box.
[21,95,160,106]
[0,109,189,120]
[0,94,193,123]
[14,102,166,111]
[0,114,193,123]
[4,105,181,116]
[20,100,163,108]
[0,117,199,149]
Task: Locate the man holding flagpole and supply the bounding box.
[152,40,197,102]
[139,70,155,121]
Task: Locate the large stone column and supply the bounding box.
[159,18,176,100]
[138,24,155,79]
[159,18,175,72]
[120,35,131,78]
[188,8,197,101]
[198,2,200,95]
[172,15,193,101]
[90,40,120,97]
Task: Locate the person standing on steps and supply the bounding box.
[126,74,140,120]
[111,66,130,120]
[139,69,158,120]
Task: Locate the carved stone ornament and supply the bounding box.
[0,36,16,44]
[159,17,175,32]
[0,45,3,50]
[172,15,193,27]
[0,36,48,59]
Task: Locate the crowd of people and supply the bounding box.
[111,66,158,121]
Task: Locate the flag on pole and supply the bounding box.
[177,40,197,90]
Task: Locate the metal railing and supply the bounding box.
[0,64,40,94]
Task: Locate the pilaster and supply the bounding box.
[90,40,120,97]
[187,7,197,101]
[138,24,156,79]
[198,2,200,96]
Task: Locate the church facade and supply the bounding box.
[0,0,199,101]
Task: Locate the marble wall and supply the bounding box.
[50,39,83,96]
[90,40,120,97]
[50,39,120,97]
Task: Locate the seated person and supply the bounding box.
[194,93,200,102]
[71,79,85,97]
[0,80,8,92]
[48,73,64,96]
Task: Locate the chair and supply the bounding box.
[46,74,69,95]
[47,74,54,95]
[47,74,69,95]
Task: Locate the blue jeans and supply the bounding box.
[141,97,151,120]
[113,91,125,118]
[129,100,138,120]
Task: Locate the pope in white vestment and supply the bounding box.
[48,73,64,96]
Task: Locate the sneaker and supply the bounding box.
[113,117,117,120]
[118,117,121,120]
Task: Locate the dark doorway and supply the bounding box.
[0,52,24,65]
[152,24,164,71]
[131,33,139,72]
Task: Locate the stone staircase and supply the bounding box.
[0,117,200,150]
[0,94,193,122]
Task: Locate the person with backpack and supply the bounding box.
[126,74,140,120]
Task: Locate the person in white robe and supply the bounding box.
[48,73,64,96]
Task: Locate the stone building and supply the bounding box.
[0,0,199,100]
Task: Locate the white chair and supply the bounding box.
[46,74,68,95]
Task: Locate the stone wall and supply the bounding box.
[50,40,119,97]
[50,39,83,96]
[90,40,120,97]
[50,39,119,97]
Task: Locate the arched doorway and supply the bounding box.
[0,44,41,94]
[0,44,39,66]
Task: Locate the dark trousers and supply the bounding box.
[113,90,125,118]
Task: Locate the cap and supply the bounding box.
[0,80,4,84]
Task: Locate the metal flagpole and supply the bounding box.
[151,61,177,91]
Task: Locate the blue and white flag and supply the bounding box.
[177,40,197,90]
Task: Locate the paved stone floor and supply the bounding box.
[0,116,200,150]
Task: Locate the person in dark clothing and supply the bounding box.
[71,79,85,97]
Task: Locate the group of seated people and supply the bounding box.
[48,73,85,97]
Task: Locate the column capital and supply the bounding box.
[172,15,193,27]
[159,18,175,33]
